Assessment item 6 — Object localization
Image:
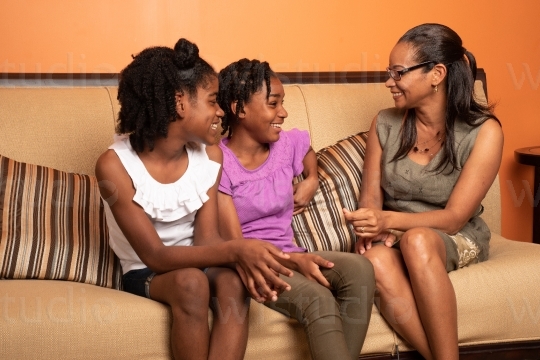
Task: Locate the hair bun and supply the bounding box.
[174,38,199,68]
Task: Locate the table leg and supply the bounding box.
[534,166,540,244]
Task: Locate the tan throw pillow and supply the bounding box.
[0,154,122,289]
[292,132,368,252]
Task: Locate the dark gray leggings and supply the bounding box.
[265,251,375,360]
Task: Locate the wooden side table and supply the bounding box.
[514,146,540,244]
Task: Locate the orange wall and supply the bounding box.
[2,0,539,242]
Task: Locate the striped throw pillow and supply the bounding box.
[292,132,368,252]
[0,154,122,289]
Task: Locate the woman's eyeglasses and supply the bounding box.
[386,61,436,81]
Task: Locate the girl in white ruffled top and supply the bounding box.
[95,38,293,360]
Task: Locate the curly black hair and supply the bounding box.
[116,38,216,152]
[217,59,276,137]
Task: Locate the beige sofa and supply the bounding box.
[1,71,540,359]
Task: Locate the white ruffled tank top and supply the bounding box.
[102,135,221,274]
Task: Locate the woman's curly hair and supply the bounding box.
[116,38,216,152]
[217,59,275,138]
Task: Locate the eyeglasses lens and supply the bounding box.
[387,69,400,81]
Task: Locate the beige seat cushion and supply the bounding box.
[0,279,397,360]
[0,280,171,359]
[451,234,540,345]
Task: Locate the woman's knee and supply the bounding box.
[363,246,398,276]
[400,228,445,266]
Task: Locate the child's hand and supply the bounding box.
[290,253,334,289]
[235,265,287,303]
[293,177,318,215]
[234,265,274,302]
[231,239,293,303]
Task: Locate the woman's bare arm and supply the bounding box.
[359,116,385,210]
[385,118,504,234]
[345,119,504,236]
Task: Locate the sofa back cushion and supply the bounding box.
[292,132,368,252]
[0,87,116,176]
[296,83,393,151]
[0,154,122,288]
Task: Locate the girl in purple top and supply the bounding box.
[217,59,376,360]
[219,127,309,253]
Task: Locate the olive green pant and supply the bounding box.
[265,251,375,360]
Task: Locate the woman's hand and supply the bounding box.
[289,252,334,289]
[353,231,397,254]
[231,239,293,303]
[293,176,318,215]
[343,207,391,254]
[343,207,387,236]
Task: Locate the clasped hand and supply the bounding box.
[342,208,396,254]
[232,239,293,303]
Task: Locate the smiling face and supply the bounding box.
[177,75,224,145]
[239,76,288,144]
[385,42,437,110]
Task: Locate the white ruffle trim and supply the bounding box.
[132,157,220,222]
[111,135,220,222]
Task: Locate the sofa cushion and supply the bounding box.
[292,132,367,252]
[0,154,122,288]
[0,87,117,176]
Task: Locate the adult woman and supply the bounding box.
[343,24,503,360]
[95,39,292,360]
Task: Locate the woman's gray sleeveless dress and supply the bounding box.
[376,108,490,272]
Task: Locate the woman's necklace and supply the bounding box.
[413,131,444,155]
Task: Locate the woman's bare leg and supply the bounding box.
[150,268,211,360]
[364,246,433,360]
[206,267,250,360]
[400,228,458,360]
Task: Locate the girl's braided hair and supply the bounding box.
[117,38,216,152]
[217,59,275,137]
